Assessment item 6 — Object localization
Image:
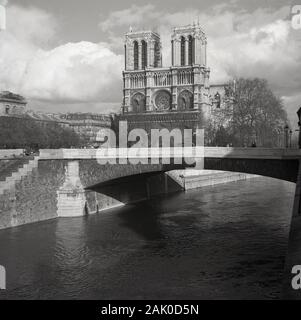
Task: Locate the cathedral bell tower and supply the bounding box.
[171,24,207,67]
[124,29,162,71]
[123,29,162,113]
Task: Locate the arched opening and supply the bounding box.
[180,36,185,66]
[178,90,193,110]
[188,35,194,65]
[141,40,147,69]
[171,40,174,66]
[154,42,160,68]
[133,41,139,70]
[124,45,127,69]
[131,93,146,113]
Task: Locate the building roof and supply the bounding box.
[0,91,27,104]
[61,112,112,121]
[25,110,67,123]
[125,29,160,41]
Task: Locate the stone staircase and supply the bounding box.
[0,155,40,195]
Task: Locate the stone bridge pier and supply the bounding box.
[56,158,186,218]
[57,161,87,217]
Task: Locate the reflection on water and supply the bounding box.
[0,177,295,300]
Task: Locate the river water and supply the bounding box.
[0,177,295,300]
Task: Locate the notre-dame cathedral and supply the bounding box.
[119,23,228,137]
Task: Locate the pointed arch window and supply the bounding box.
[188,35,194,65]
[154,42,160,67]
[141,40,147,69]
[133,41,139,70]
[124,44,127,69]
[180,36,185,66]
[171,40,174,66]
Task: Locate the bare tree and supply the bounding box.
[205,78,288,147]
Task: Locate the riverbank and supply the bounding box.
[168,169,257,191]
[183,170,257,190]
[0,159,259,231]
[0,176,294,299]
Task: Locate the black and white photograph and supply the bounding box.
[0,0,301,308]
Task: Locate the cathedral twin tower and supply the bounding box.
[122,24,211,114]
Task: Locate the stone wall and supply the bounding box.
[0,160,66,229]
[0,158,184,229]
[205,158,299,183]
[1,149,300,230]
[181,170,256,190]
[0,149,24,158]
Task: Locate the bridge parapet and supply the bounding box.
[204,147,301,159]
[39,148,301,161]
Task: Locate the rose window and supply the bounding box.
[155,91,171,110]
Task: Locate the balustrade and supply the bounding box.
[129,73,146,89]
[127,68,194,89]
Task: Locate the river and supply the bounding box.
[0,176,295,300]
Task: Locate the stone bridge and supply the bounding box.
[1,147,299,225]
[1,146,301,298]
[40,147,301,217]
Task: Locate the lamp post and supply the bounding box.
[297,107,301,149]
[277,127,283,148]
[284,124,289,149]
[251,129,257,147]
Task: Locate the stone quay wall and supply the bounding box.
[0,149,24,159]
[0,157,183,230]
[1,147,300,230]
[0,160,66,229]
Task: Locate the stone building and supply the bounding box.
[122,24,211,114]
[119,23,229,143]
[0,91,27,117]
[0,91,113,146]
[59,113,113,145]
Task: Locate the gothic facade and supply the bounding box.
[119,24,231,145]
[122,24,211,114]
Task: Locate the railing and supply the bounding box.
[38,147,301,160]
[126,67,194,89]
[154,71,172,87]
[177,70,193,85]
[129,73,146,88]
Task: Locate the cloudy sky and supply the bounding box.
[0,0,300,126]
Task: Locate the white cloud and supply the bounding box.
[0,4,123,110]
[100,4,301,123]
[0,5,57,93]
[0,2,300,121]
[102,4,297,84]
[20,42,123,102]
